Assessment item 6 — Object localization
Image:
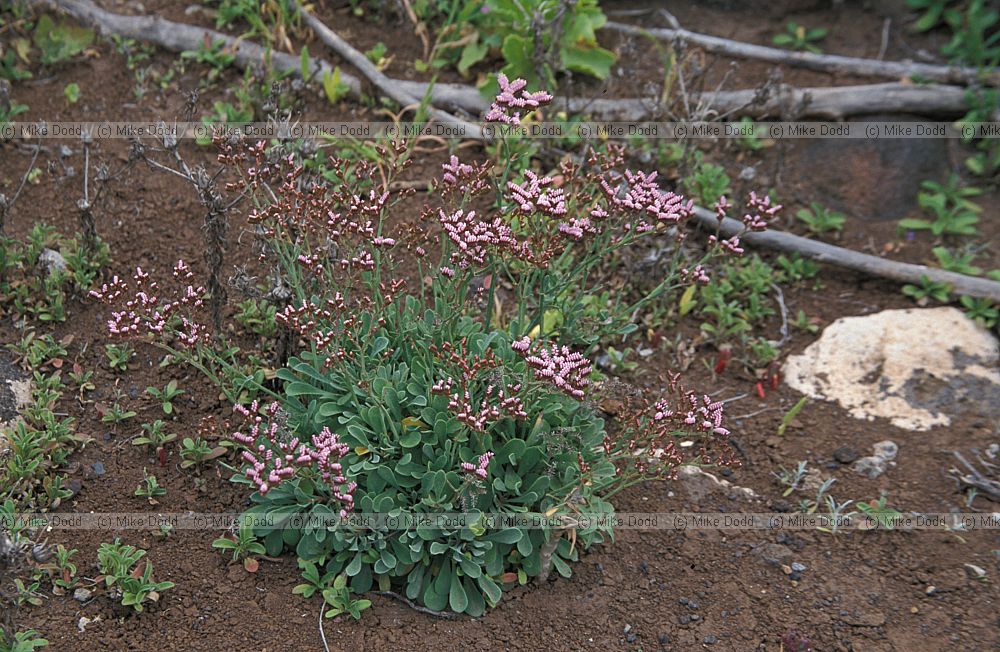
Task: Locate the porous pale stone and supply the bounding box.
[783,307,1000,431]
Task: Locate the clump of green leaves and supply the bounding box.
[773,22,828,53]
[146,380,185,415]
[212,515,266,571]
[0,629,49,651]
[902,274,952,303]
[683,162,731,208]
[63,82,80,104]
[33,15,94,65]
[179,436,225,469]
[960,295,998,327]
[104,343,134,372]
[899,176,981,236]
[96,540,174,612]
[795,202,845,235]
[180,39,235,82]
[134,420,177,450]
[857,492,904,529]
[134,469,166,500]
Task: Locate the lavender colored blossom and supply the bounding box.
[484,74,553,126]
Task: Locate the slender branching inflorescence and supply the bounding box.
[599,373,738,484]
[511,336,591,400]
[429,340,527,432]
[231,401,356,515]
[460,452,495,480]
[89,260,207,347]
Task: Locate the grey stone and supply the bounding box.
[872,440,898,461]
[39,248,67,274]
[73,588,92,602]
[852,456,888,479]
[833,446,859,464]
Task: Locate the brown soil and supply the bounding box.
[2,1,999,651]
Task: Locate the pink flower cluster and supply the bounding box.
[507,171,567,218]
[599,170,695,233]
[681,264,711,285]
[709,192,783,254]
[231,401,356,515]
[484,74,553,126]
[599,374,738,480]
[440,155,491,196]
[511,336,591,400]
[460,452,494,480]
[89,260,206,346]
[437,208,526,270]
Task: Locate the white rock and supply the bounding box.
[39,248,68,274]
[852,456,888,479]
[783,307,1000,431]
[872,440,898,461]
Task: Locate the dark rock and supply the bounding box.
[704,635,718,644]
[678,615,691,625]
[688,601,700,610]
[678,597,689,605]
[658,633,670,645]
[772,500,793,513]
[91,461,105,476]
[833,446,859,464]
[626,633,637,643]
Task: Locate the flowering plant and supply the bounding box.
[93,77,773,615]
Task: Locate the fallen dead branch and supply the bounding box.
[291,1,479,135]
[604,20,999,87]
[35,0,981,122]
[692,208,1000,303]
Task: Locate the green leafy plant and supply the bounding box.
[795,202,845,235]
[960,295,998,328]
[899,176,981,236]
[322,67,351,104]
[941,0,1000,67]
[932,246,982,275]
[907,0,960,32]
[0,49,32,82]
[212,515,266,570]
[857,492,904,529]
[32,15,94,65]
[134,420,177,450]
[96,540,174,612]
[0,629,49,651]
[134,469,166,500]
[104,343,134,372]
[100,401,136,425]
[735,116,764,151]
[63,82,80,104]
[902,274,952,303]
[364,41,390,70]
[457,0,616,91]
[777,397,808,436]
[684,162,731,208]
[179,436,226,469]
[146,380,186,415]
[180,38,236,81]
[773,22,828,53]
[37,544,79,591]
[235,298,278,337]
[321,574,372,620]
[774,461,809,497]
[792,309,819,334]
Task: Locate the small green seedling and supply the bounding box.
[795,202,845,234]
[857,492,904,530]
[212,516,266,571]
[134,420,177,449]
[134,469,166,500]
[105,343,134,372]
[146,379,186,415]
[322,574,372,620]
[773,22,828,53]
[777,396,808,436]
[902,275,952,304]
[63,82,80,104]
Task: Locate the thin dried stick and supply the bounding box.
[605,20,998,86]
[375,590,457,619]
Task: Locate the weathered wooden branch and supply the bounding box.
[291,1,479,135]
[604,20,999,87]
[36,0,981,122]
[693,208,1000,303]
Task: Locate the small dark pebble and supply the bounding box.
[833,446,859,464]
[720,468,732,477]
[678,597,689,605]
[721,610,728,618]
[102,432,112,441]
[776,532,793,545]
[128,384,139,399]
[626,633,636,643]
[688,601,700,610]
[678,615,691,625]
[825,461,840,470]
[790,571,802,581]
[704,635,718,645]
[91,461,105,476]
[658,633,670,645]
[791,562,807,572]
[639,561,649,575]
[772,500,793,513]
